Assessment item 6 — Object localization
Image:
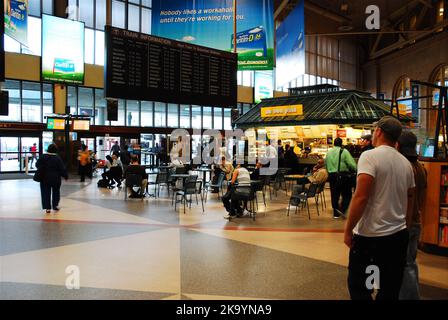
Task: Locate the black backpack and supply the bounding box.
[97,179,109,188]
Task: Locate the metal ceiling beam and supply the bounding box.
[418,0,433,8]
[370,20,448,59]
[274,0,290,20]
[304,1,351,23]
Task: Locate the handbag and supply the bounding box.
[335,149,353,188]
[33,165,46,182]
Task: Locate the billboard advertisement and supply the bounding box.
[4,0,28,46]
[276,0,305,89]
[41,15,85,84]
[151,0,274,71]
[254,71,274,104]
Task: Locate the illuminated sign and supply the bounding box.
[47,118,66,130]
[72,119,90,131]
[260,105,303,118]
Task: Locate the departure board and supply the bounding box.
[105,26,237,107]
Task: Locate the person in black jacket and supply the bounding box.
[36,144,68,214]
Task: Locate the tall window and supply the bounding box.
[203,107,212,129]
[154,102,166,127]
[127,100,140,126]
[141,101,153,126]
[78,87,94,123]
[95,89,107,125]
[180,105,191,128]
[167,104,179,127]
[0,80,53,123]
[214,107,223,130]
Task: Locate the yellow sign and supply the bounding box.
[261,105,303,118]
[392,104,407,116]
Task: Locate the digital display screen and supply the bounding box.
[72,119,90,131]
[41,15,85,84]
[47,118,66,130]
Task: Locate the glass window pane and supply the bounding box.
[79,0,94,28]
[21,17,41,56]
[127,100,140,126]
[141,8,151,34]
[112,0,125,28]
[85,28,95,64]
[128,4,140,32]
[213,107,222,130]
[111,99,125,126]
[43,83,53,122]
[224,108,232,130]
[203,107,212,129]
[43,0,53,15]
[67,86,77,115]
[28,0,41,16]
[78,87,94,123]
[167,103,178,127]
[142,0,152,7]
[95,31,105,65]
[5,35,21,53]
[154,102,166,127]
[96,0,107,30]
[191,105,201,129]
[95,89,107,125]
[129,0,140,4]
[180,105,190,128]
[22,82,41,123]
[141,101,153,127]
[0,80,21,122]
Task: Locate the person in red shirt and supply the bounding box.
[30,143,38,169]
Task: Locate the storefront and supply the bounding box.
[234,84,414,161]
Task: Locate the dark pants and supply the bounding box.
[40,182,61,210]
[399,224,421,299]
[79,164,88,182]
[348,228,409,300]
[222,186,245,216]
[329,173,353,217]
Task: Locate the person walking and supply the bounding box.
[344,116,415,300]
[397,131,427,300]
[35,144,68,214]
[325,137,357,218]
[78,144,91,182]
[29,143,38,169]
[110,141,120,155]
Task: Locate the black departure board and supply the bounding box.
[104,26,237,107]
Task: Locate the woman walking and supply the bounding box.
[35,144,68,214]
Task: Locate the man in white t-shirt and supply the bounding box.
[344,116,415,300]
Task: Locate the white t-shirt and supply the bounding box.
[353,145,415,237]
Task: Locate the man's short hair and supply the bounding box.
[334,138,343,147]
[130,155,139,163]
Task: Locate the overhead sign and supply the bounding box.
[261,105,303,118]
[41,15,85,84]
[151,0,274,71]
[254,71,274,104]
[105,26,237,107]
[336,129,347,138]
[4,0,28,46]
[276,0,305,89]
[72,119,90,131]
[47,118,66,130]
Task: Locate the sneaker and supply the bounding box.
[223,214,231,219]
[335,209,347,219]
[53,207,60,212]
[333,215,340,219]
[45,209,51,214]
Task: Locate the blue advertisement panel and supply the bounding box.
[4,0,27,46]
[151,0,274,71]
[254,71,274,104]
[411,84,419,120]
[276,0,305,89]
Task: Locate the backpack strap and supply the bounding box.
[337,148,344,173]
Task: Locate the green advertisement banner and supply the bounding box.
[4,0,28,46]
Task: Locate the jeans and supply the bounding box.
[40,182,61,210]
[348,228,409,300]
[329,173,353,216]
[399,224,421,300]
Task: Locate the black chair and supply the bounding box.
[174,175,199,214]
[229,186,257,221]
[251,180,266,211]
[273,168,289,196]
[204,171,226,201]
[124,174,144,201]
[298,183,320,219]
[287,184,303,216]
[315,181,327,211]
[195,180,205,213]
[148,171,169,198]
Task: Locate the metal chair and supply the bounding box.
[228,186,257,221]
[124,174,144,201]
[298,183,320,219]
[195,180,205,213]
[287,184,303,216]
[148,171,169,198]
[204,171,226,201]
[315,181,327,211]
[174,175,199,214]
[251,179,266,212]
[273,168,289,197]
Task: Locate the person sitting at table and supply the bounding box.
[102,154,123,188]
[295,159,328,192]
[250,160,263,180]
[218,156,234,180]
[222,164,251,219]
[124,155,148,198]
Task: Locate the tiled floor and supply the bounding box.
[0,178,447,300]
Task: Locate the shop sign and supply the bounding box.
[260,105,303,118]
[336,129,346,138]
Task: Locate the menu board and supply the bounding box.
[105,26,237,107]
[72,119,90,131]
[47,118,66,130]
